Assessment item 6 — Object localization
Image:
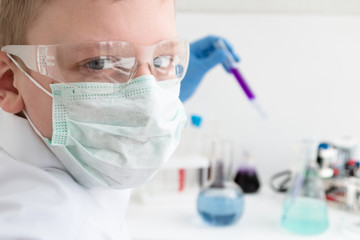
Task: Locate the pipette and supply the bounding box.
[214,40,266,118]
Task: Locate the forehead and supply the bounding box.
[26,0,177,46]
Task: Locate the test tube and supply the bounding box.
[214,40,266,118]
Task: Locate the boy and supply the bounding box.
[0,0,238,239]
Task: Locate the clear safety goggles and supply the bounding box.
[1,38,189,91]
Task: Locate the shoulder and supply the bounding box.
[0,148,83,240]
[0,148,132,240]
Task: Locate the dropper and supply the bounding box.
[214,40,267,118]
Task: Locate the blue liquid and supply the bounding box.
[281,197,329,235]
[197,188,244,226]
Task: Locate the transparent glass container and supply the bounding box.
[197,139,244,226]
[281,139,329,235]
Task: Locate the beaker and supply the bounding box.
[197,139,244,226]
[281,139,329,235]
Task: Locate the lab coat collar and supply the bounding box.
[0,109,65,170]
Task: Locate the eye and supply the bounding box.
[85,56,116,70]
[175,64,184,77]
[153,55,172,68]
[87,58,105,70]
[77,56,136,83]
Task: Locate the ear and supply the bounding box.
[0,51,25,113]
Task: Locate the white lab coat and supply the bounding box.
[0,109,132,240]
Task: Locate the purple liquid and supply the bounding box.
[234,167,260,193]
[230,68,255,100]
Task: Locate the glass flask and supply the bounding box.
[197,139,244,226]
[234,151,261,193]
[281,139,329,235]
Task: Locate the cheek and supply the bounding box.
[16,73,54,139]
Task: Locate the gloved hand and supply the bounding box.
[179,35,240,102]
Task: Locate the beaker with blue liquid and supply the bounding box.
[281,139,329,235]
[197,139,244,226]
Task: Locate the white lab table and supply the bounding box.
[126,186,359,240]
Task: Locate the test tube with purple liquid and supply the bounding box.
[214,40,266,118]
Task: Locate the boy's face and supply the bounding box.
[11,0,177,139]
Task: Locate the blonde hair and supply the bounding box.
[0,0,49,47]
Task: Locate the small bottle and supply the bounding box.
[197,139,244,226]
[281,138,329,235]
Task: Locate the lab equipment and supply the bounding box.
[177,114,204,192]
[315,136,358,178]
[317,144,337,178]
[197,139,244,226]
[281,139,329,235]
[270,170,292,193]
[188,114,209,187]
[234,151,261,193]
[316,142,332,168]
[325,177,360,238]
[333,135,358,165]
[214,39,266,118]
[324,177,360,213]
[342,182,360,239]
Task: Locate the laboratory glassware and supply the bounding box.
[281,139,329,235]
[197,139,244,226]
[214,39,266,118]
[234,151,261,193]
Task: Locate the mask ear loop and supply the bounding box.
[6,53,53,98]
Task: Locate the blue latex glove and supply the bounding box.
[179,35,240,102]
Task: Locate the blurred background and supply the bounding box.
[175,0,360,181]
[127,2,360,239]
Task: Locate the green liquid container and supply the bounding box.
[281,197,329,234]
[281,138,329,235]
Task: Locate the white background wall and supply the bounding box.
[175,8,360,181]
[176,0,360,14]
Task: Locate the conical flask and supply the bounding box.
[281,139,329,235]
[234,150,261,193]
[197,139,244,226]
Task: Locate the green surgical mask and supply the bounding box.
[24,75,187,189]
